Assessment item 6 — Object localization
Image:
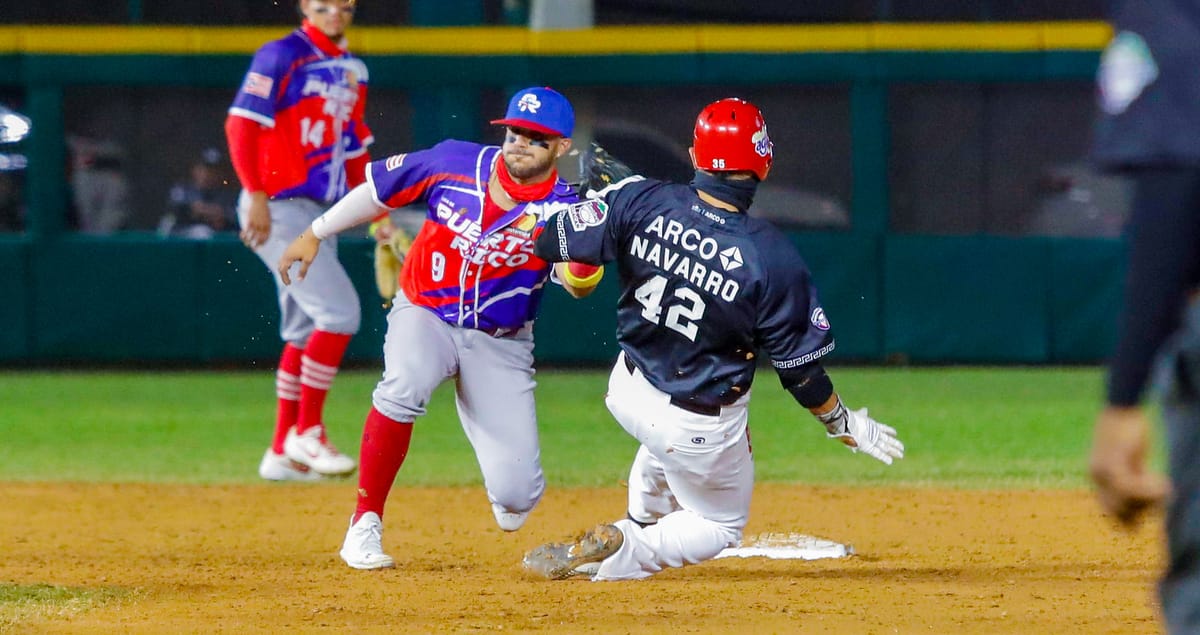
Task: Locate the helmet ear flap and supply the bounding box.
[692,98,773,181]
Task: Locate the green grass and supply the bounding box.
[0,584,131,631]
[0,365,1142,489]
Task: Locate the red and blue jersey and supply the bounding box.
[368,140,579,331]
[228,22,372,203]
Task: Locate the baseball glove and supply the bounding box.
[373,222,413,305]
[577,142,636,199]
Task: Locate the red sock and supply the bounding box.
[297,330,353,437]
[272,343,303,454]
[353,407,414,522]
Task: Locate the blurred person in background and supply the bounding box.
[1088,2,1200,633]
[157,147,238,239]
[225,0,372,482]
[67,134,131,234]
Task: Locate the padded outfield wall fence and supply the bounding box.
[0,22,1123,365]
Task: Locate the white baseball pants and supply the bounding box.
[594,351,753,581]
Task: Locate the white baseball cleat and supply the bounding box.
[257,448,323,482]
[522,524,624,580]
[493,506,529,532]
[340,512,396,570]
[283,425,356,476]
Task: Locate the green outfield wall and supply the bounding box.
[0,23,1122,365]
[0,233,1123,365]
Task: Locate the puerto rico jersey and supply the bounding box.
[368,140,578,331]
[228,23,372,203]
[536,177,834,409]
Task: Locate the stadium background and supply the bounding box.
[0,0,1119,368]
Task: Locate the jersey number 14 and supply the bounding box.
[634,274,706,342]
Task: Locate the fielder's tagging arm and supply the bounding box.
[552,261,603,299]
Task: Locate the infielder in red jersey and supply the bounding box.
[278,87,600,570]
[224,0,371,482]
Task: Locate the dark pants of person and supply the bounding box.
[1162,297,1200,634]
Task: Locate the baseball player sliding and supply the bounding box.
[277,87,600,570]
[225,0,372,481]
[523,98,905,580]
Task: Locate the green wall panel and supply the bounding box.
[533,273,621,365]
[193,237,389,364]
[2,235,1132,365]
[8,49,1101,92]
[194,238,284,362]
[1048,237,1124,363]
[872,51,1047,81]
[702,53,874,84]
[0,239,30,359]
[791,232,882,361]
[31,236,204,360]
[362,55,532,88]
[884,235,1050,363]
[21,55,250,87]
[337,238,390,363]
[527,55,702,87]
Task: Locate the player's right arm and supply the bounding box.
[226,43,285,248]
[278,183,387,284]
[226,115,271,248]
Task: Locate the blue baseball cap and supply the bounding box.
[491,86,574,138]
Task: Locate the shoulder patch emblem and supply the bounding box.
[811,307,830,331]
[385,154,406,171]
[566,200,608,232]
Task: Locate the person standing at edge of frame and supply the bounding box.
[1089,2,1200,634]
[225,0,372,481]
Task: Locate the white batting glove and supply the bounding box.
[819,400,905,465]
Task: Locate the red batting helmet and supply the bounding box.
[692,98,773,181]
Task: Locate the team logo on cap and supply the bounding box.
[752,126,772,158]
[810,307,830,331]
[517,93,542,114]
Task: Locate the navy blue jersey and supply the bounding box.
[536,177,834,409]
[1094,0,1200,169]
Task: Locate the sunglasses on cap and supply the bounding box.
[311,0,356,15]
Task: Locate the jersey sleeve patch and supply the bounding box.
[810,307,831,331]
[241,72,274,98]
[566,199,608,232]
[385,154,406,171]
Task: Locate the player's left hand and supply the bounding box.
[278,230,321,285]
[827,407,905,465]
[577,142,636,199]
[373,225,413,303]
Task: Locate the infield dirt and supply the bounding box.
[0,482,1162,634]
